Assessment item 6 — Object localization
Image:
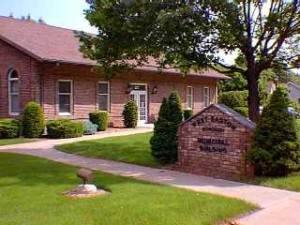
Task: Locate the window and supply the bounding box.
[58,80,73,115]
[204,87,210,107]
[8,69,20,115]
[186,86,193,109]
[98,82,109,111]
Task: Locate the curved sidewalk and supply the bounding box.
[0,128,299,225]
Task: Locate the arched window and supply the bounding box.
[8,69,20,115]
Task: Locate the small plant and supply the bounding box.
[22,101,45,138]
[122,100,138,128]
[46,119,84,139]
[83,121,98,135]
[0,118,20,138]
[183,109,193,121]
[89,111,109,131]
[247,85,300,176]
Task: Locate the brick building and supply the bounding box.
[0,17,229,127]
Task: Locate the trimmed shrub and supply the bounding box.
[233,107,248,117]
[0,118,20,139]
[46,119,84,139]
[168,91,183,125]
[89,111,109,131]
[150,91,183,164]
[247,86,300,176]
[22,101,45,138]
[183,109,193,121]
[122,100,138,128]
[219,90,248,109]
[83,121,98,135]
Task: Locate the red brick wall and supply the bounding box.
[41,64,218,127]
[178,106,254,180]
[0,40,40,118]
[0,42,219,127]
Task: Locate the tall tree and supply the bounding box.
[79,0,300,122]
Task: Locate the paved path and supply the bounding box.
[0,127,299,225]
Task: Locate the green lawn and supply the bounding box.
[0,153,255,225]
[246,172,300,192]
[0,138,34,146]
[56,132,159,167]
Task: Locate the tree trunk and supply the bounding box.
[246,70,260,123]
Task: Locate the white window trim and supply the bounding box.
[8,70,20,116]
[58,80,73,116]
[186,86,193,109]
[204,87,210,107]
[98,81,110,112]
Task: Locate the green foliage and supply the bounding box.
[22,101,45,138]
[234,107,248,117]
[89,111,109,131]
[83,121,98,135]
[183,109,193,121]
[0,118,20,139]
[218,72,247,93]
[219,90,248,109]
[247,86,300,176]
[122,100,138,128]
[46,119,84,139]
[168,91,183,125]
[150,92,183,164]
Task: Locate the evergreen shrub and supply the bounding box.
[183,109,193,121]
[247,86,300,176]
[150,91,183,164]
[46,119,84,138]
[0,118,20,138]
[22,101,45,138]
[122,100,138,128]
[89,111,109,131]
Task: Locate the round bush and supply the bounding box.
[0,118,20,138]
[183,109,193,121]
[122,100,138,128]
[22,101,45,138]
[89,111,109,131]
[219,90,248,109]
[46,119,84,139]
[83,121,98,135]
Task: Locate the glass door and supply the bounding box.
[130,87,148,124]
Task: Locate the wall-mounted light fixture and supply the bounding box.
[125,84,132,94]
[150,85,158,95]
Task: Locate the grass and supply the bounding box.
[246,172,300,192]
[56,132,159,167]
[0,153,255,225]
[0,138,34,146]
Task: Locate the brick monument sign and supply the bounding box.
[178,104,255,180]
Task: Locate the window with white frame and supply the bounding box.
[98,82,109,111]
[186,86,193,109]
[8,69,20,115]
[204,87,210,107]
[58,80,73,115]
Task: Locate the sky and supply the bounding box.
[0,0,97,33]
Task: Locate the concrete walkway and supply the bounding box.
[0,127,299,225]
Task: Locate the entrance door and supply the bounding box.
[130,85,147,125]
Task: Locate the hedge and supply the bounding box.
[183,109,193,121]
[0,118,20,139]
[46,119,84,139]
[219,90,248,109]
[89,111,109,131]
